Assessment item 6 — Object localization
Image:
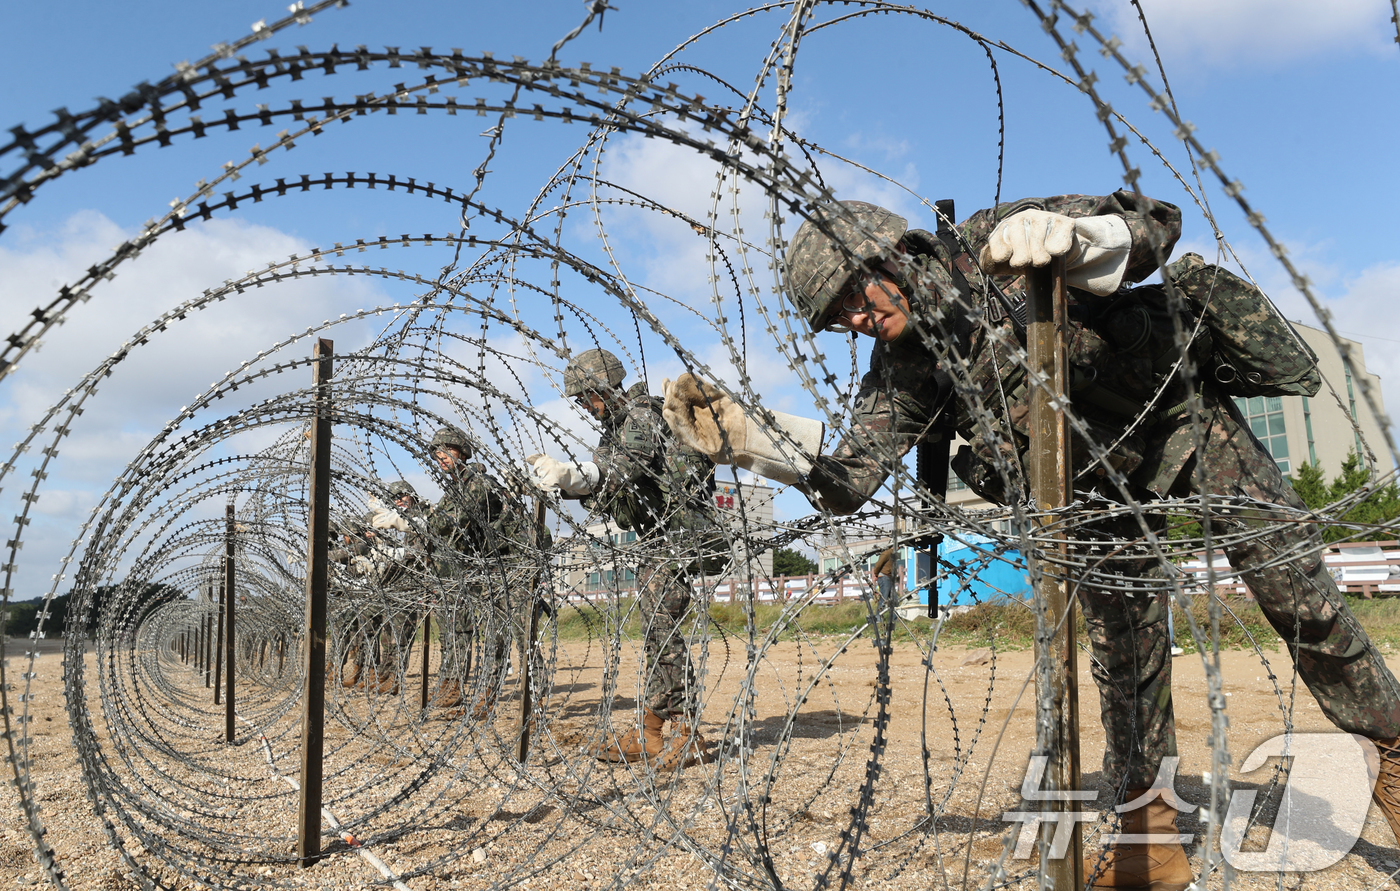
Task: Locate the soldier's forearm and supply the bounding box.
[802,455,885,515]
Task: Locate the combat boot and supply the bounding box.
[469,688,499,721]
[369,666,400,695]
[1085,790,1192,891]
[658,718,707,771]
[1369,736,1400,843]
[431,682,464,710]
[341,652,362,689]
[598,709,665,763]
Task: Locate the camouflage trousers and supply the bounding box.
[637,561,699,721]
[1082,394,1400,790]
[438,568,537,691]
[438,584,505,685]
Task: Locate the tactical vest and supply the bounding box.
[901,231,1207,504]
[1164,252,1321,397]
[926,242,1317,505]
[595,385,718,537]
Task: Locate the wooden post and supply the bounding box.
[224,503,237,743]
[213,588,224,704]
[419,613,432,711]
[1026,259,1083,889]
[297,338,333,867]
[517,498,547,762]
[203,612,211,687]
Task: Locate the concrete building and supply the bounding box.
[1241,322,1389,477]
[559,480,775,596]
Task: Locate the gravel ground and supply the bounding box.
[6,632,1400,890]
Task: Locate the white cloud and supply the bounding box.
[28,487,96,520]
[0,210,397,597]
[1084,0,1393,68]
[0,212,388,439]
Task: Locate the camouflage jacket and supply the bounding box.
[376,504,431,587]
[329,515,379,565]
[806,191,1199,513]
[428,462,513,576]
[584,381,718,538]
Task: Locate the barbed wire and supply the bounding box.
[2,2,1395,890]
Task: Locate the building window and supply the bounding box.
[947,468,967,491]
[1234,396,1290,474]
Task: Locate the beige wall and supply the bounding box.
[1269,323,1391,476]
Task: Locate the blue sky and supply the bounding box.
[1,0,1397,600]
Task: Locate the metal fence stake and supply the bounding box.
[420,614,432,711]
[517,498,548,763]
[1026,258,1083,890]
[297,338,333,867]
[224,503,237,742]
[213,589,223,705]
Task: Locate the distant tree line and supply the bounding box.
[770,547,818,576]
[1168,451,1400,544]
[1290,452,1400,543]
[2,583,181,639]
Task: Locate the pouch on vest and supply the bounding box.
[663,442,729,574]
[952,414,1145,507]
[1165,252,1320,398]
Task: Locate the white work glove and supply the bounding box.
[661,374,824,486]
[979,209,1131,296]
[351,555,374,576]
[526,453,599,496]
[370,507,409,532]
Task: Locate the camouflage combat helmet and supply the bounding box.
[564,348,626,397]
[386,480,418,499]
[429,425,473,458]
[785,200,907,330]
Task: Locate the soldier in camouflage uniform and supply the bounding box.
[368,480,433,693]
[423,426,517,717]
[664,194,1400,888]
[328,514,393,691]
[527,348,718,770]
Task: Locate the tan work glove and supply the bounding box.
[661,374,747,461]
[525,453,599,496]
[662,373,824,485]
[370,507,409,532]
[979,209,1131,296]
